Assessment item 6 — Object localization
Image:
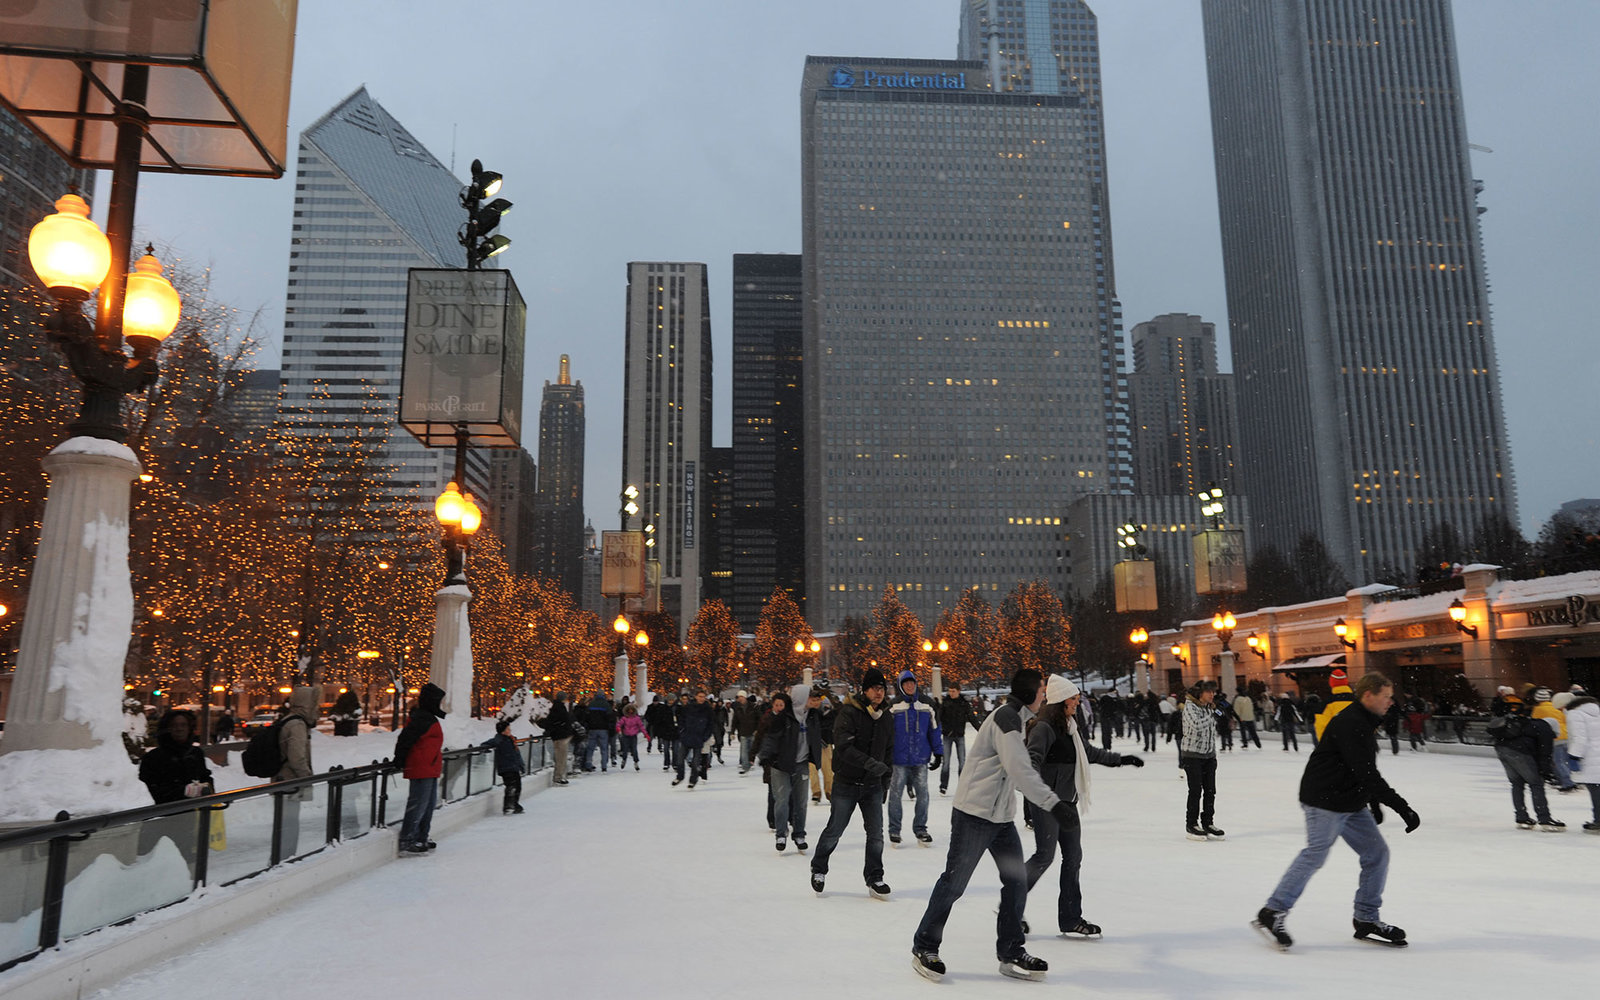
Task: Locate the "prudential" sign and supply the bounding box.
[829,65,967,91]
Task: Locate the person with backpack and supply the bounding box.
[481,720,524,814]
[395,683,447,855]
[273,685,318,857]
[1488,693,1565,831]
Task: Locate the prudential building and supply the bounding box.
[801,56,1130,627]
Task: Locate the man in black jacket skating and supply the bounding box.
[809,668,894,898]
[1255,671,1419,950]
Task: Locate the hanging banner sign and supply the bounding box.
[400,268,525,448]
[601,531,645,597]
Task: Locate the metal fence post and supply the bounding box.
[37,811,72,951]
[269,792,284,867]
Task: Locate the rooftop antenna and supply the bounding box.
[450,123,457,173]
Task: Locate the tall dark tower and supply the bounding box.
[1203,0,1516,578]
[533,354,585,595]
[731,253,804,629]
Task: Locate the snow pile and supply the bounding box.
[0,744,150,823]
[49,511,137,747]
[1491,570,1600,606]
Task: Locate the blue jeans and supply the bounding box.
[771,766,809,840]
[1024,801,1084,930]
[398,776,439,849]
[1495,746,1552,822]
[738,735,753,770]
[583,730,608,771]
[889,763,930,836]
[1266,804,1388,921]
[913,808,1029,959]
[939,734,967,791]
[809,780,885,882]
[1552,741,1575,790]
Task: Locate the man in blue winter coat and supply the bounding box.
[889,670,945,846]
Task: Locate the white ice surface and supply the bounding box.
[82,734,1597,998]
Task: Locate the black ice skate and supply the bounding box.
[1186,824,1209,841]
[1352,919,1407,947]
[775,839,787,852]
[1253,908,1292,951]
[911,950,946,982]
[794,837,808,852]
[811,871,825,894]
[915,831,933,846]
[1061,918,1102,939]
[1538,818,1567,832]
[998,951,1048,981]
[1204,824,1227,840]
[867,879,892,899]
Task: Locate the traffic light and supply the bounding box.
[460,158,511,269]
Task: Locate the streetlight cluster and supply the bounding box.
[460,159,511,269]
[434,481,484,585]
[1198,486,1226,527]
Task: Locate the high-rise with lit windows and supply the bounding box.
[533,354,585,595]
[622,261,713,636]
[1202,0,1516,578]
[801,56,1129,626]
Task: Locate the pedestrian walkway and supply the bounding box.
[87,741,1595,998]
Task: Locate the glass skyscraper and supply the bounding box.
[533,354,585,596]
[1202,0,1516,579]
[278,87,488,508]
[801,56,1128,626]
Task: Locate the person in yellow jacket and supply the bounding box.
[1314,668,1356,741]
[1532,688,1577,792]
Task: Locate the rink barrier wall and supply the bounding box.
[0,735,552,982]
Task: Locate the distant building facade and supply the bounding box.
[622,262,713,635]
[532,354,585,595]
[701,446,736,610]
[487,448,538,577]
[1127,314,1238,498]
[730,253,805,630]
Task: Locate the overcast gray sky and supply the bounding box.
[127,1,1599,544]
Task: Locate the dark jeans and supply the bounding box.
[677,741,706,783]
[660,736,678,769]
[1239,720,1261,748]
[1281,723,1299,750]
[913,808,1029,960]
[1024,801,1084,930]
[1180,757,1217,827]
[399,776,438,848]
[618,734,639,765]
[1495,746,1552,823]
[1142,719,1157,751]
[939,733,967,791]
[583,729,609,771]
[810,779,885,882]
[500,770,522,812]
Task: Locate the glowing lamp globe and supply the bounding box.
[794,640,806,654]
[122,249,182,344]
[614,615,630,634]
[460,493,484,535]
[635,631,649,647]
[435,482,465,526]
[29,193,112,300]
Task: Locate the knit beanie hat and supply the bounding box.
[1552,691,1575,710]
[861,667,887,692]
[1329,667,1349,686]
[1045,674,1080,705]
[1532,688,1552,703]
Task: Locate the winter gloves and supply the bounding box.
[1120,755,1144,767]
[928,754,944,772]
[1371,801,1422,833]
[864,758,891,779]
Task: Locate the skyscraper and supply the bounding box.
[487,447,537,577]
[701,445,736,609]
[0,106,94,292]
[1203,0,1516,578]
[622,262,713,634]
[1127,314,1239,498]
[277,88,488,507]
[532,354,585,596]
[802,56,1128,626]
[730,253,804,629]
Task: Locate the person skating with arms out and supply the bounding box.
[910,669,1077,983]
[1254,671,1419,950]
[809,668,895,898]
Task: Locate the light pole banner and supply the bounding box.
[400,268,525,448]
[601,531,645,597]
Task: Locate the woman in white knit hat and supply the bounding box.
[1022,674,1145,938]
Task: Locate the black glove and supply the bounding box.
[1370,803,1384,825]
[1049,801,1081,830]
[1398,804,1421,833]
[864,758,890,779]
[1120,755,1144,768]
[928,755,943,772]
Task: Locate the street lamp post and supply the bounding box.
[795,638,820,687]
[1212,611,1238,694]
[429,483,481,742]
[1130,627,1150,694]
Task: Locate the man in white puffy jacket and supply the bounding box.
[1558,691,1600,833]
[910,669,1077,983]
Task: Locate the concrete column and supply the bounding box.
[635,661,649,711]
[430,584,473,747]
[1219,650,1237,696]
[930,665,943,700]
[614,653,630,702]
[1135,656,1148,695]
[802,664,814,687]
[1459,565,1501,696]
[1,439,141,755]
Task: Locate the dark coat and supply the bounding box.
[939,696,978,738]
[758,708,823,774]
[138,723,213,804]
[585,696,617,735]
[395,683,446,779]
[677,700,715,747]
[831,693,894,786]
[481,732,522,774]
[644,699,678,739]
[1299,698,1410,814]
[542,700,575,740]
[730,700,761,737]
[1026,705,1122,807]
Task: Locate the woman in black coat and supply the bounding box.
[138,709,213,804]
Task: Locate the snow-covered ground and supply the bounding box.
[88,732,1595,998]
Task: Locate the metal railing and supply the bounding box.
[0,736,549,972]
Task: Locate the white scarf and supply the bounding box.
[1065,712,1092,816]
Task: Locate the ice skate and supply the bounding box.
[1253,907,1292,951]
[911,950,945,981]
[1352,919,1407,947]
[998,951,1047,981]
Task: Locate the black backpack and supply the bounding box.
[241,717,290,777]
